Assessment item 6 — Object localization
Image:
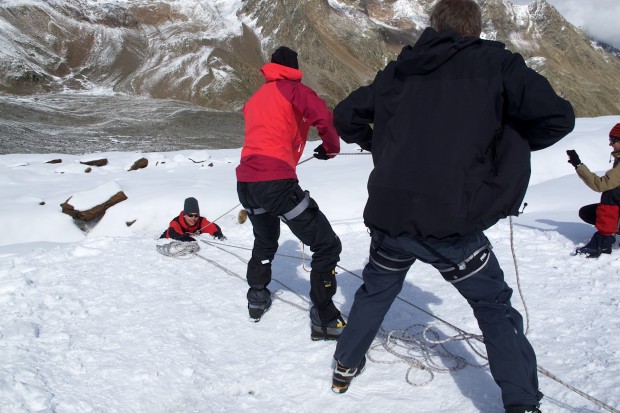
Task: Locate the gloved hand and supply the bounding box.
[313,144,330,160]
[566,150,581,168]
[358,140,372,152]
[213,230,227,241]
[180,234,196,242]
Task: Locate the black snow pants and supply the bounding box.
[333,230,542,409]
[237,179,342,323]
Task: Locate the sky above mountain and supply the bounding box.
[511,0,620,49]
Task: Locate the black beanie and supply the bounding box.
[271,46,299,69]
[183,197,200,215]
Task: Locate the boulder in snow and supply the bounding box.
[60,181,127,223]
[128,158,148,171]
[80,158,108,167]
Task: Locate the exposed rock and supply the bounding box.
[45,159,62,164]
[128,157,148,171]
[60,182,127,223]
[80,158,108,167]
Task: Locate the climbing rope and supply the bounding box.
[509,215,531,335]
[155,240,200,258]
[156,240,310,311]
[370,323,488,387]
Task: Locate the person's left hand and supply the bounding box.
[214,230,227,241]
[358,140,372,152]
[313,144,330,160]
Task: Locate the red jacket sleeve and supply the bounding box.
[289,83,340,155]
[198,218,218,236]
[165,220,186,240]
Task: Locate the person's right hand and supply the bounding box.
[566,149,581,168]
[313,144,330,160]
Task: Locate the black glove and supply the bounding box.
[180,234,196,242]
[358,140,372,152]
[566,150,581,168]
[313,144,330,160]
[213,230,227,241]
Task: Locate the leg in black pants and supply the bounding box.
[238,180,342,326]
[578,203,598,225]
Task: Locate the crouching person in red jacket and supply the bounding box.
[161,197,226,242]
[568,123,620,258]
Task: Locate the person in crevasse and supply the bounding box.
[567,123,620,258]
[328,0,575,412]
[161,197,226,242]
[236,46,344,340]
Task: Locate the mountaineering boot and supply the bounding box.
[248,301,271,322]
[247,287,272,322]
[310,306,346,341]
[332,356,366,394]
[505,405,542,413]
[575,232,615,258]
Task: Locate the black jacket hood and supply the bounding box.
[396,28,496,75]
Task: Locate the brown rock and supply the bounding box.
[128,157,148,171]
[80,158,108,167]
[60,191,128,222]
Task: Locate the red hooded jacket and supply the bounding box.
[236,63,340,182]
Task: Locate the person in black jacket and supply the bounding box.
[329,1,575,412]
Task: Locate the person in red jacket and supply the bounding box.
[236,46,344,340]
[567,123,620,257]
[161,197,226,242]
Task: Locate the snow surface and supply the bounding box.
[1,117,620,412]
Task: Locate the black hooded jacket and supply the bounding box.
[334,28,575,239]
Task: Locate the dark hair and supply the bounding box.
[430,0,482,37]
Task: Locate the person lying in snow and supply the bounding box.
[160,197,226,242]
[568,123,620,258]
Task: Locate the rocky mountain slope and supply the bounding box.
[1,0,619,117]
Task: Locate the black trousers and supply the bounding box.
[579,203,597,225]
[237,180,342,317]
[334,230,542,408]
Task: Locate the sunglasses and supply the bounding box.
[611,137,620,144]
[186,213,199,218]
